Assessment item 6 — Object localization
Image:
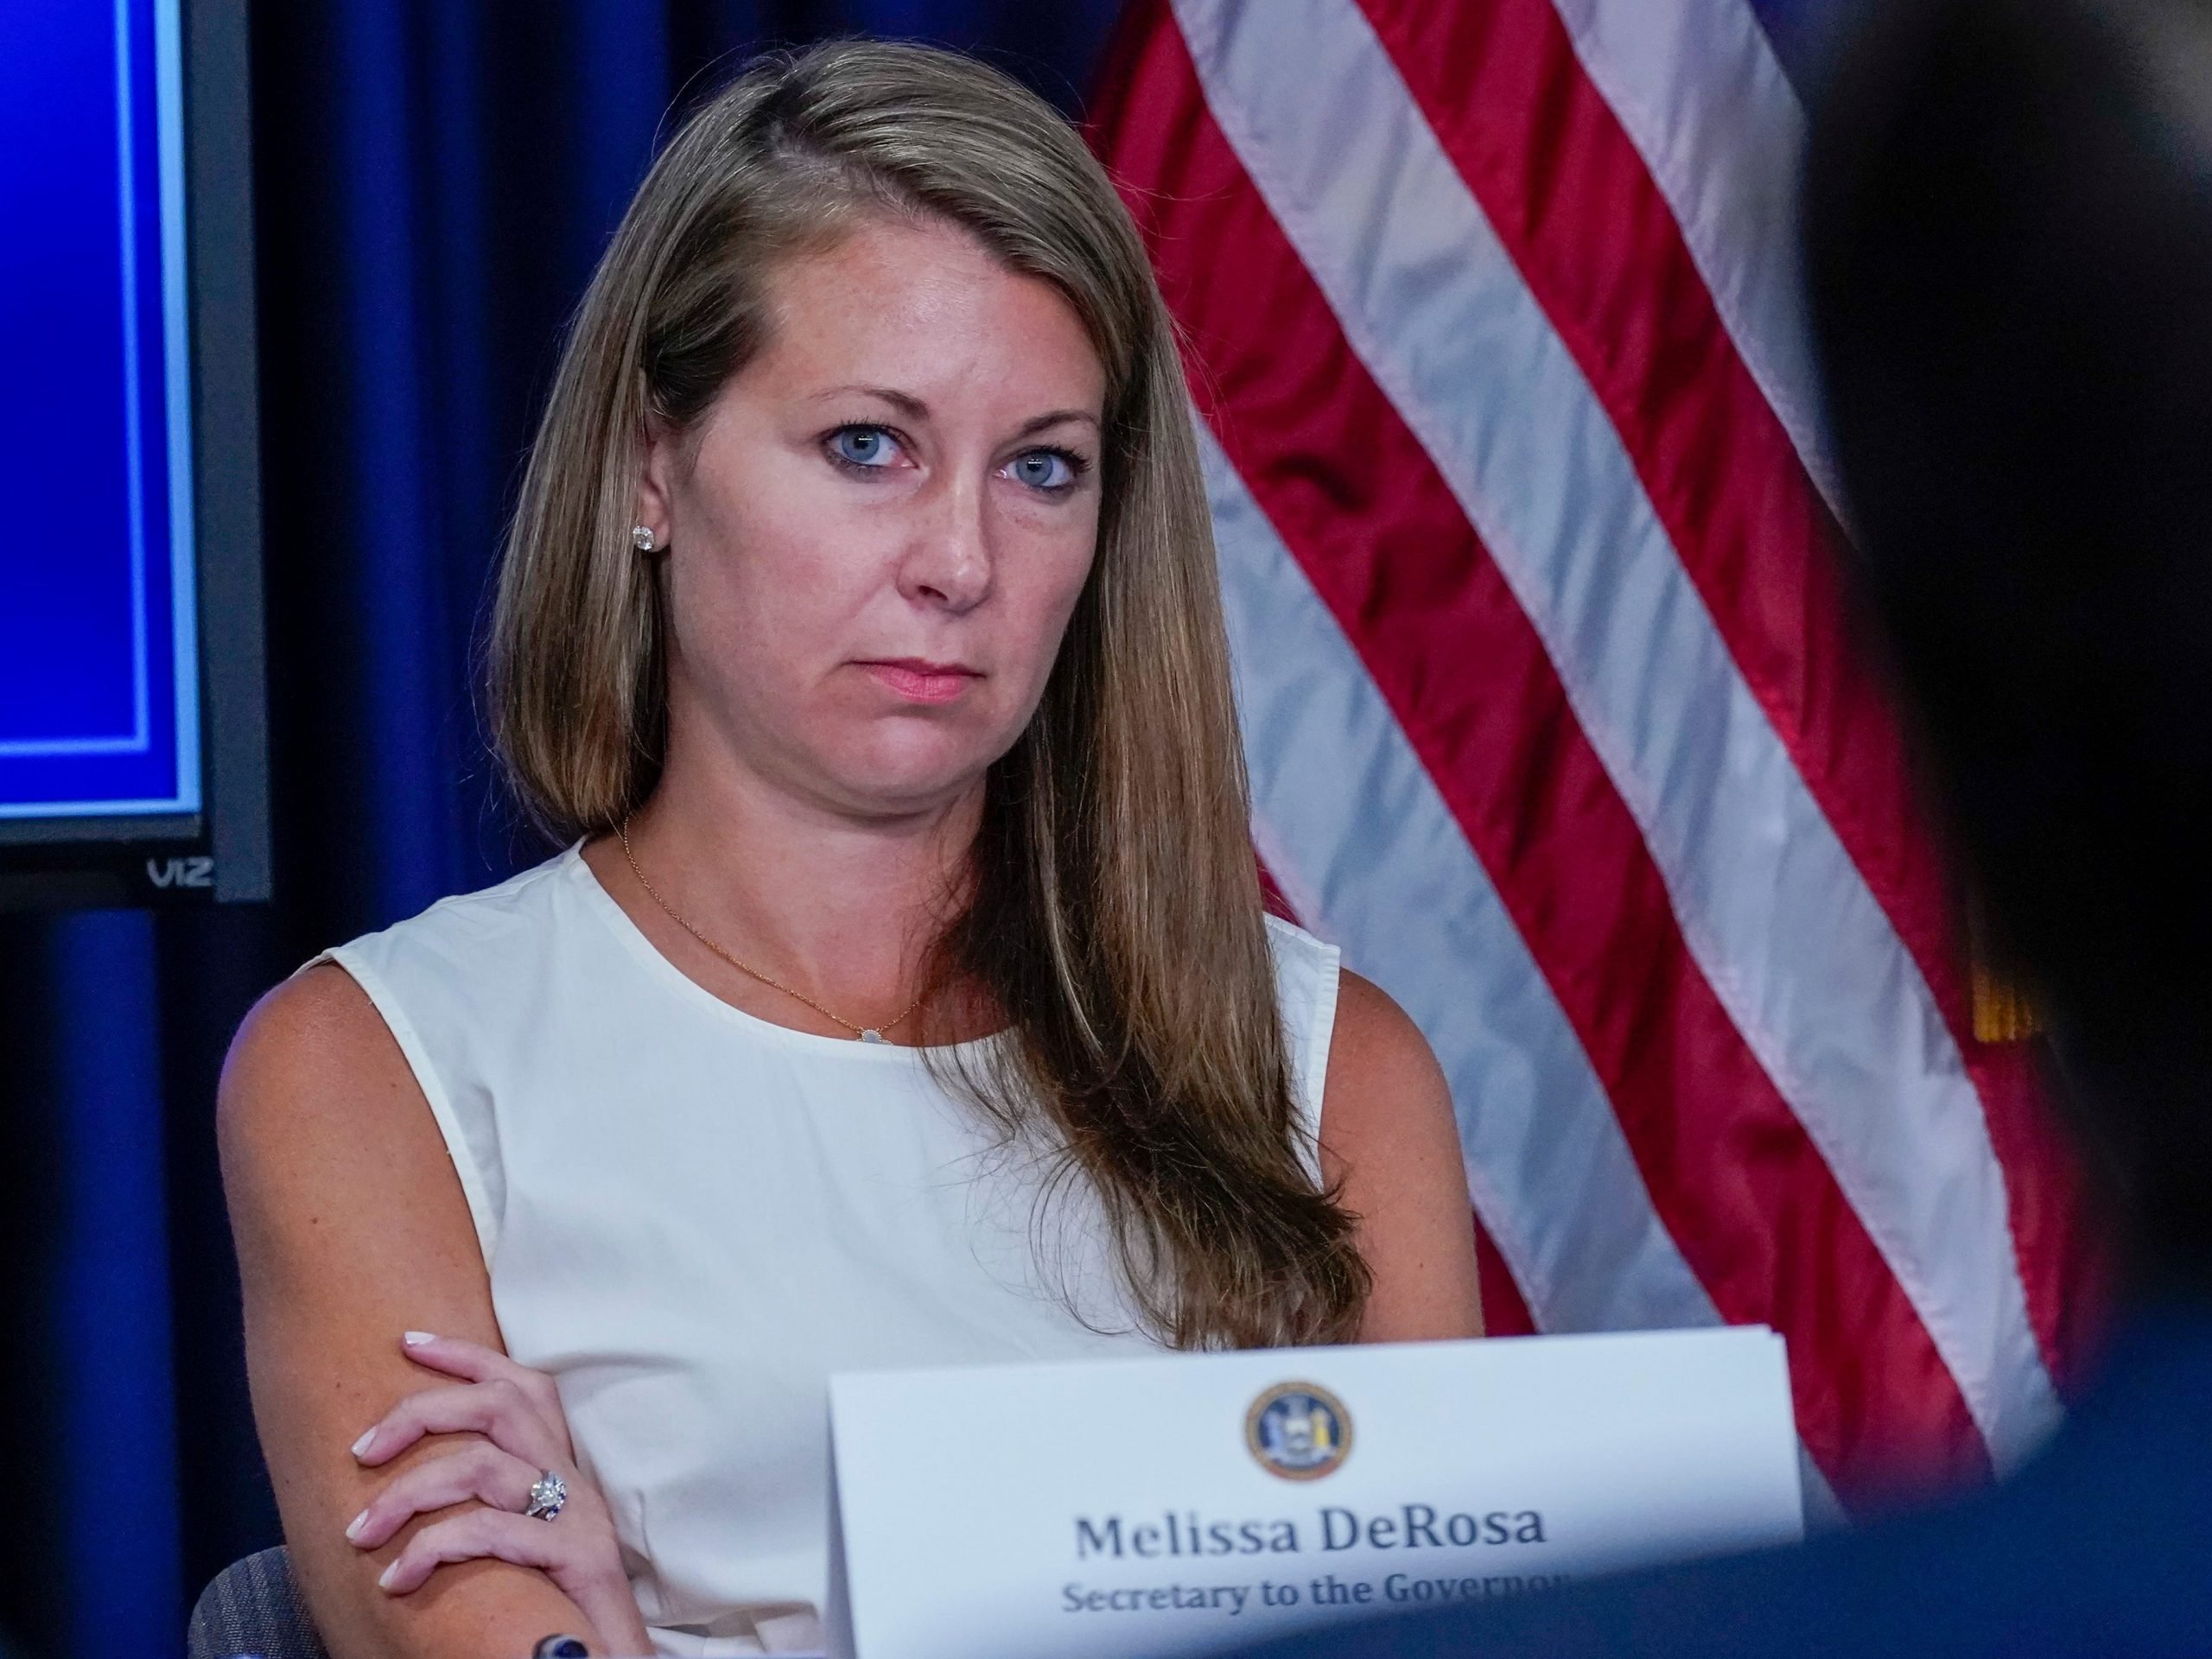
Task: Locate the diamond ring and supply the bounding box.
[524,1469,568,1522]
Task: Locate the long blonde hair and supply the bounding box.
[490,38,1369,1348]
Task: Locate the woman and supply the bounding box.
[220,38,1481,1659]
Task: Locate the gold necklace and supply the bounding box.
[617,818,926,1044]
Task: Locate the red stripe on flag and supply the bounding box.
[1353,0,2092,1389]
[1087,15,1990,1498]
[1473,1211,1539,1339]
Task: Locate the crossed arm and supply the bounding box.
[219,963,647,1658]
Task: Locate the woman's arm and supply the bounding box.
[219,963,633,1657]
[1316,969,1484,1342]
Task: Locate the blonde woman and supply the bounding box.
[219,39,1481,1659]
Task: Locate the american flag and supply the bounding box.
[1085,0,2097,1513]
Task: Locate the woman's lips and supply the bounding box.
[857,659,982,704]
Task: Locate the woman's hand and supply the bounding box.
[345,1332,652,1655]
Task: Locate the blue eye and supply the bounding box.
[1007,448,1086,493]
[829,426,901,470]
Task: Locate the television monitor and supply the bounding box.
[0,0,267,909]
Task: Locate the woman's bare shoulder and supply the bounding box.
[219,961,417,1151]
[217,959,486,1309]
[1326,969,1443,1096]
[1319,969,1484,1340]
[1317,968,1455,1185]
[226,957,384,1063]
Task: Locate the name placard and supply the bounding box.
[826,1327,1802,1659]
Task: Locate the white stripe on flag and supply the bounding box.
[1547,0,1841,514]
[1199,423,1720,1340]
[1173,0,2062,1467]
[1200,420,1847,1529]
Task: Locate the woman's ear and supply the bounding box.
[633,416,681,549]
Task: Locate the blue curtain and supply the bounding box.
[1746,0,1853,93]
[0,5,1122,1655]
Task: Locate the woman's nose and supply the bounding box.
[898,480,994,612]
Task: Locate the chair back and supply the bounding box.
[187,1547,330,1659]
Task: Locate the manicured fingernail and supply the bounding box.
[378,1560,401,1591]
[345,1508,369,1542]
[351,1428,377,1459]
[403,1330,436,1347]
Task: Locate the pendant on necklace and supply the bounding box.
[859,1028,887,1045]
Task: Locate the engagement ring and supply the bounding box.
[524,1469,567,1522]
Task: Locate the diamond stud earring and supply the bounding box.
[631,525,660,554]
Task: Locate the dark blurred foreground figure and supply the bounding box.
[1224,0,2212,1654]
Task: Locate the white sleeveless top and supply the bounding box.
[319,843,1343,1656]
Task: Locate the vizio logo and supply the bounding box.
[146,855,215,891]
